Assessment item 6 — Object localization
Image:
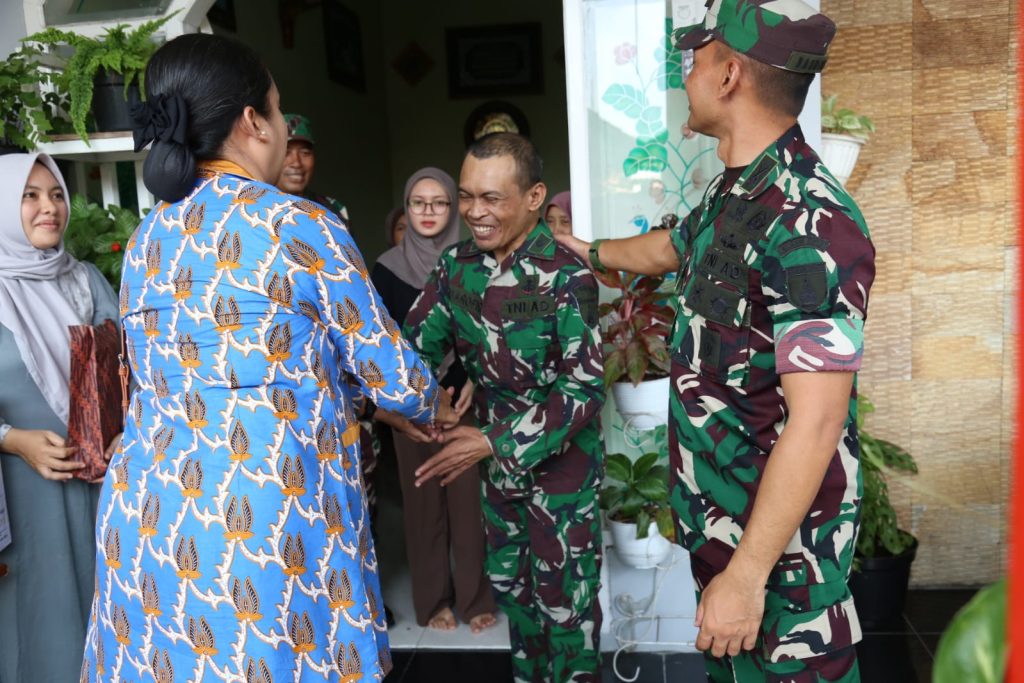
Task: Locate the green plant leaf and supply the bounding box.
[602,84,647,118]
[655,507,675,540]
[635,472,668,503]
[634,509,651,538]
[605,453,633,485]
[933,579,1006,683]
[632,452,659,479]
[599,485,625,512]
[604,349,627,388]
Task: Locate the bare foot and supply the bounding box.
[469,612,497,634]
[427,607,457,631]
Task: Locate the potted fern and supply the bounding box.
[24,12,175,143]
[600,452,674,568]
[820,93,875,186]
[0,45,70,152]
[599,267,675,431]
[848,394,919,630]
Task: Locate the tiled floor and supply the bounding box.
[383,589,977,682]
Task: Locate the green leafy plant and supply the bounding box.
[24,12,176,143]
[63,194,140,287]
[599,269,675,388]
[0,45,70,150]
[856,394,918,559]
[600,452,674,540]
[933,579,1006,683]
[821,94,876,141]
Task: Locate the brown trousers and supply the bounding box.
[393,425,496,626]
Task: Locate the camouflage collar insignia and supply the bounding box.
[455,238,482,259]
[733,124,805,200]
[519,222,556,261]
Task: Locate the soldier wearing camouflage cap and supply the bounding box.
[559,1,873,681]
[406,133,606,682]
[276,113,350,224]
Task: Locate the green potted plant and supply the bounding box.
[599,263,675,430]
[0,45,70,151]
[600,452,675,568]
[24,12,176,143]
[820,94,876,186]
[63,194,140,288]
[848,394,919,630]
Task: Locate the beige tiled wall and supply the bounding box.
[822,0,1015,585]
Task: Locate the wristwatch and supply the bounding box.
[588,239,608,274]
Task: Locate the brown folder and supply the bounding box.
[66,319,125,481]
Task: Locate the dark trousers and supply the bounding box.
[394,427,495,626]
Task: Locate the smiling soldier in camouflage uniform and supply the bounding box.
[405,133,605,683]
[558,1,874,681]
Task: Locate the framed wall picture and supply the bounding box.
[446,23,544,99]
[207,0,236,32]
[322,0,367,92]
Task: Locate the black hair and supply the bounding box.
[142,33,274,202]
[740,54,814,118]
[465,132,543,192]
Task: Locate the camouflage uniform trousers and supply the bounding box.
[482,479,603,683]
[690,556,861,683]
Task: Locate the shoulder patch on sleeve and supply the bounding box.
[777,235,831,257]
[785,263,828,313]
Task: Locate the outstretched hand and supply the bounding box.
[554,233,589,263]
[414,425,491,487]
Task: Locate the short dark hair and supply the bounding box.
[465,132,543,192]
[141,33,274,202]
[741,54,814,118]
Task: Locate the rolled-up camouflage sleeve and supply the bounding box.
[763,205,875,374]
[403,258,454,376]
[481,267,605,475]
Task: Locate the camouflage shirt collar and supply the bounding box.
[454,220,556,262]
[730,123,805,200]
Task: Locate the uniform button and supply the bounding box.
[501,444,513,453]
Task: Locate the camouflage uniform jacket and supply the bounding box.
[405,221,605,497]
[667,124,875,590]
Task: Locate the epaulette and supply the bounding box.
[523,231,555,260]
[456,239,482,258]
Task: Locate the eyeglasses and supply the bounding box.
[408,199,451,214]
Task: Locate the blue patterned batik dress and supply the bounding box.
[81,163,439,683]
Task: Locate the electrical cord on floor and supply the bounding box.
[607,549,698,682]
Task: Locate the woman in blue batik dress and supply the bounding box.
[81,33,454,683]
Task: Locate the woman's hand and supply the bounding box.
[2,428,82,481]
[454,379,475,418]
[89,432,123,484]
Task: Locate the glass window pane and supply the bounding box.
[44,0,173,26]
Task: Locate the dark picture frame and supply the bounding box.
[322,0,366,93]
[207,0,236,32]
[446,23,544,99]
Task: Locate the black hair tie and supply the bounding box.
[130,94,189,153]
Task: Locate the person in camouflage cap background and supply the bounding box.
[276,113,350,224]
[405,132,606,682]
[558,1,874,681]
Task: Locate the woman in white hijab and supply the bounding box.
[0,153,120,683]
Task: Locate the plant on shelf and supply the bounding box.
[600,452,674,541]
[0,45,70,151]
[64,195,141,288]
[599,268,675,389]
[24,12,176,143]
[821,94,876,141]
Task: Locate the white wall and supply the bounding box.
[0,4,28,59]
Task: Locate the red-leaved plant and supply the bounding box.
[598,269,675,388]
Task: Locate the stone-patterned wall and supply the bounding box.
[821,0,1015,585]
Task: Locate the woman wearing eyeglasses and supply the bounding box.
[372,168,497,633]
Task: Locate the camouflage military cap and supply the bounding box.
[284,113,315,145]
[674,0,836,74]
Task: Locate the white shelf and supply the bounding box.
[36,131,143,163]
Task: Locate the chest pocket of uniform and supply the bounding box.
[500,294,559,391]
[676,268,751,388]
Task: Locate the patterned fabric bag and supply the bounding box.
[67,319,124,480]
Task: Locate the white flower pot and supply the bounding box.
[609,519,672,569]
[820,132,865,186]
[611,376,669,431]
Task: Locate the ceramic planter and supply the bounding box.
[820,132,865,186]
[611,376,669,430]
[609,518,672,569]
